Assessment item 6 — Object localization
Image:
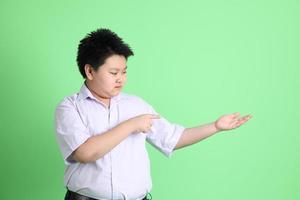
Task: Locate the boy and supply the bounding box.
[54,28,252,200]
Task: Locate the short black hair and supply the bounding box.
[76,28,134,78]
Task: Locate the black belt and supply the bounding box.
[65,189,150,200]
[65,190,98,200]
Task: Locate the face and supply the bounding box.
[85,54,127,100]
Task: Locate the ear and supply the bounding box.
[84,64,94,80]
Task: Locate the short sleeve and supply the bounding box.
[142,100,186,157]
[54,98,91,165]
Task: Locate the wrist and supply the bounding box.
[213,121,222,133]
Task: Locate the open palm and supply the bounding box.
[215,112,252,131]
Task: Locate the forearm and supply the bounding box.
[73,120,135,163]
[175,121,221,150]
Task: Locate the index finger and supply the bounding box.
[149,114,160,119]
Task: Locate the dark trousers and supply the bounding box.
[64,189,150,200]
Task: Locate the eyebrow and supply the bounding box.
[109,66,127,70]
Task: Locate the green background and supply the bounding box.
[0,0,299,199]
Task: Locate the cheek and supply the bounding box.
[103,74,113,82]
[123,75,127,82]
[108,78,116,86]
[96,75,113,87]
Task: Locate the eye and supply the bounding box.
[110,72,117,75]
[122,71,127,74]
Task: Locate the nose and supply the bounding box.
[116,76,122,83]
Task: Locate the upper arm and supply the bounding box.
[54,99,91,165]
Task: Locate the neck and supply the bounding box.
[85,81,110,108]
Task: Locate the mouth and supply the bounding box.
[115,86,122,88]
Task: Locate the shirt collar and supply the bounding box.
[77,82,122,103]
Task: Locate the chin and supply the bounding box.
[111,90,121,96]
